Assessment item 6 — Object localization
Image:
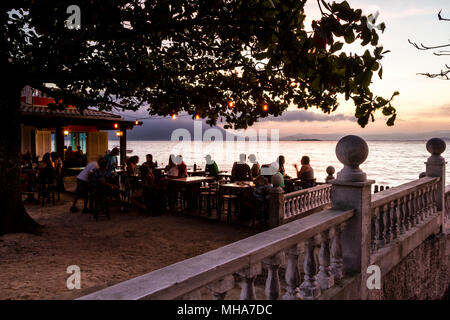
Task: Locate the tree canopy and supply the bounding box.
[3,0,397,129]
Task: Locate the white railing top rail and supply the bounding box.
[371,176,440,209]
[284,183,331,200]
[78,208,354,300]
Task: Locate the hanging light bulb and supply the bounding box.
[63,130,69,136]
[195,115,200,120]
[171,114,177,119]
[228,101,234,108]
[135,120,139,125]
[262,104,269,111]
[114,123,119,129]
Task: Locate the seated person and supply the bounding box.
[204,155,219,177]
[231,154,252,182]
[176,155,187,178]
[37,153,55,185]
[165,155,179,179]
[253,175,273,202]
[294,156,315,181]
[131,164,156,211]
[143,154,158,170]
[249,154,260,177]
[90,159,118,195]
[126,155,140,176]
[278,155,286,176]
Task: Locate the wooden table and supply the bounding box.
[187,170,206,177]
[169,177,216,211]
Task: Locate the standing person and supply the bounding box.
[165,154,179,179]
[104,147,119,178]
[249,154,260,178]
[70,159,99,213]
[130,164,156,212]
[204,154,219,177]
[231,153,252,182]
[51,152,65,192]
[278,155,286,176]
[294,156,315,182]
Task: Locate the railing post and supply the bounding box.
[268,174,284,228]
[425,138,447,229]
[329,135,374,300]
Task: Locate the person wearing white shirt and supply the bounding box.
[70,160,99,213]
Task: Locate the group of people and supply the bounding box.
[64,146,86,168]
[68,149,315,217]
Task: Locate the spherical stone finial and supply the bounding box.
[335,135,369,182]
[426,138,446,156]
[271,173,282,188]
[326,166,335,175]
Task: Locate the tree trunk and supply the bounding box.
[0,84,42,235]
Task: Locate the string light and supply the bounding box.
[114,123,119,129]
[171,114,177,119]
[135,120,139,125]
[228,101,234,108]
[262,104,269,111]
[195,115,200,120]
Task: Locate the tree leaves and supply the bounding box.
[3,0,398,129]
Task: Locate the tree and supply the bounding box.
[1,0,397,234]
[409,9,450,79]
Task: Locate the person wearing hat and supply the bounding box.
[204,154,219,177]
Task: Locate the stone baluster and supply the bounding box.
[317,229,334,290]
[374,207,384,249]
[395,198,403,236]
[285,199,291,218]
[282,245,300,300]
[383,203,390,244]
[389,201,396,240]
[415,190,422,224]
[426,184,433,217]
[419,188,426,221]
[402,195,410,231]
[207,275,235,300]
[408,193,415,228]
[331,223,345,280]
[263,252,284,300]
[432,183,438,213]
[299,237,321,300]
[237,263,262,300]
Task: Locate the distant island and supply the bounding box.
[296,138,322,141]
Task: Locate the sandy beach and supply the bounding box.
[0,193,257,300]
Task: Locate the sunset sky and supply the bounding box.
[122,0,450,139]
[251,0,450,137]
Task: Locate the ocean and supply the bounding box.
[109,140,450,188]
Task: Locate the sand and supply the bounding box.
[0,193,257,300]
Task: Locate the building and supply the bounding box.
[19,86,139,166]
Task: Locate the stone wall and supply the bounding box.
[368,230,450,300]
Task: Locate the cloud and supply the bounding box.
[259,110,355,123]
